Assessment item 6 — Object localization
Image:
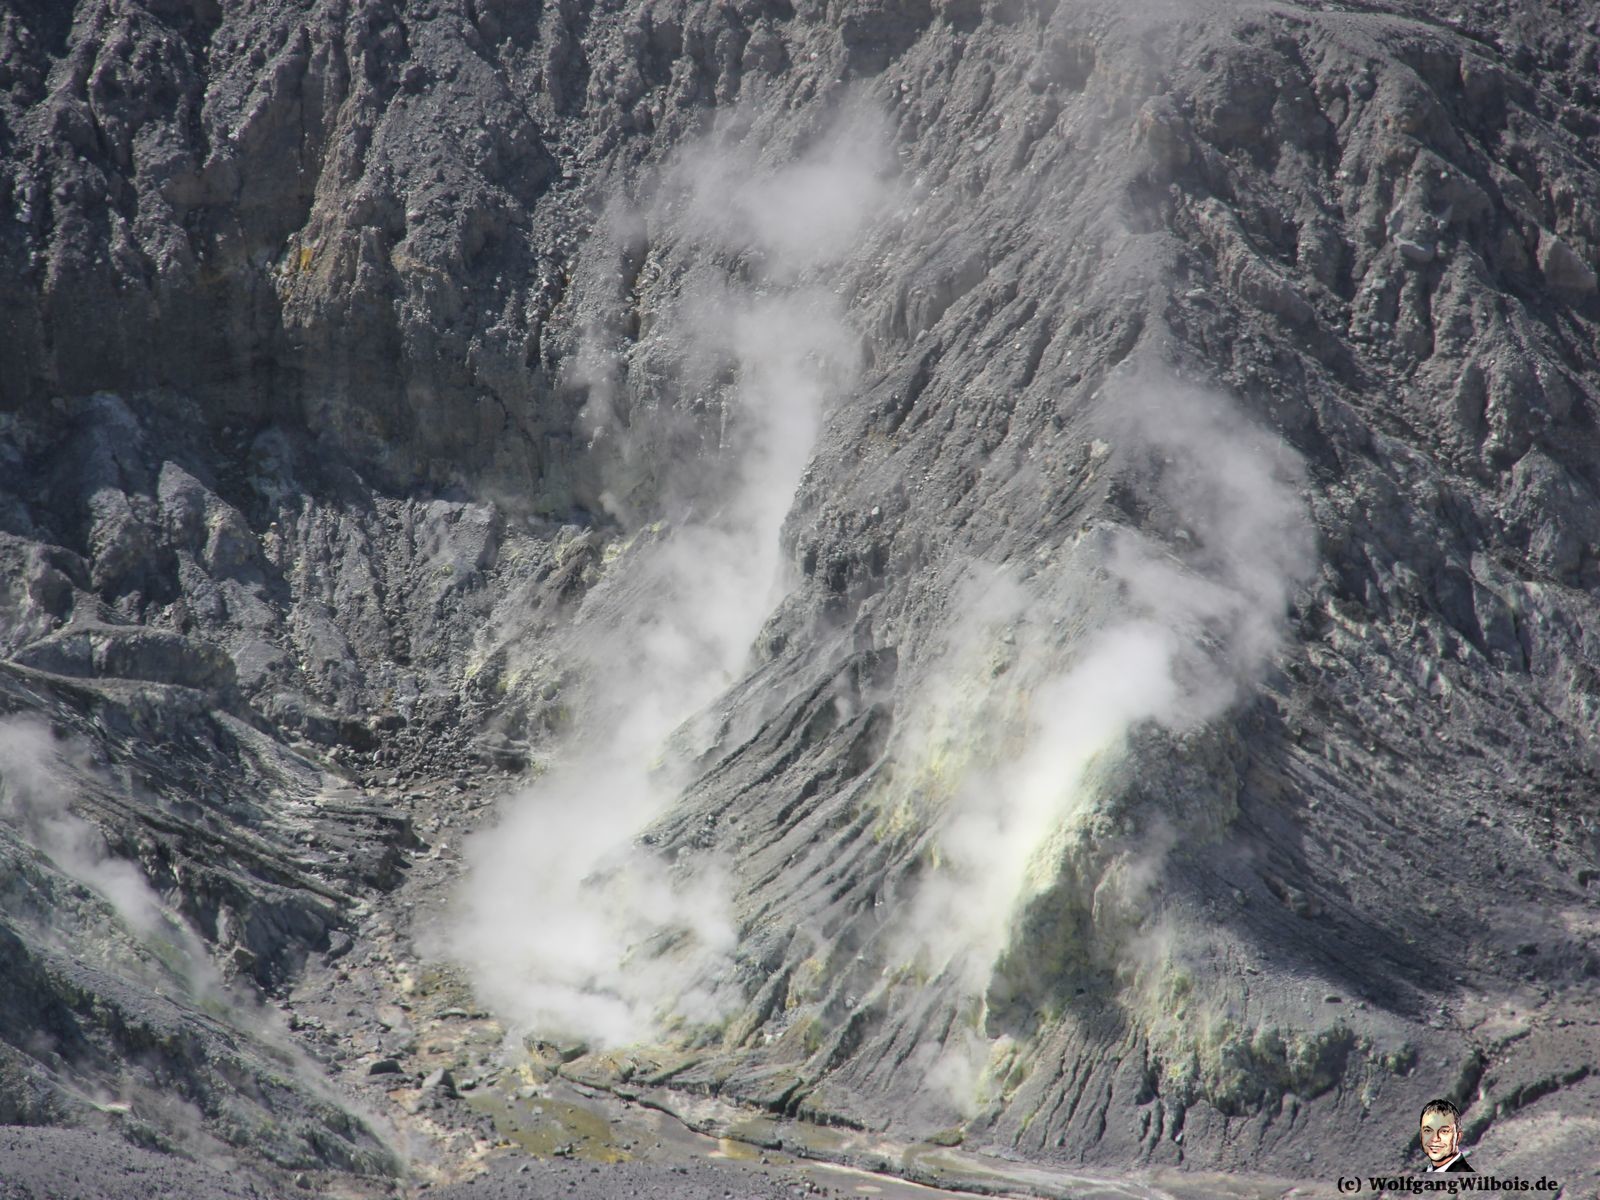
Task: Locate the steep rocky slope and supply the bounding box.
[3,0,1600,1194]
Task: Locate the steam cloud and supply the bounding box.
[0,715,401,1167]
[0,716,167,937]
[890,364,1316,1058]
[0,714,229,1004]
[446,106,895,1047]
[447,100,1311,1079]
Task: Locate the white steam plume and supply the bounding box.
[0,715,226,998]
[445,106,895,1048]
[0,716,167,937]
[892,366,1316,1031]
[0,716,403,1171]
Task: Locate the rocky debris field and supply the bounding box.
[0,1126,273,1200]
[3,0,1600,1195]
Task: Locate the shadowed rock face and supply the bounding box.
[2,0,1600,1193]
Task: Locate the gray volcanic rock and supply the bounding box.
[521,0,1600,1182]
[0,1126,272,1200]
[3,0,1600,1195]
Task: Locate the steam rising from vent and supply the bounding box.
[0,717,399,1165]
[660,108,895,277]
[446,107,894,1047]
[0,717,166,936]
[0,716,217,990]
[892,367,1316,1025]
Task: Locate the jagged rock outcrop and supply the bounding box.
[2,0,1600,1193]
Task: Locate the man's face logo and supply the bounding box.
[1420,1112,1460,1165]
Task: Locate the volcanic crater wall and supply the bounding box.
[2,0,1600,1186]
